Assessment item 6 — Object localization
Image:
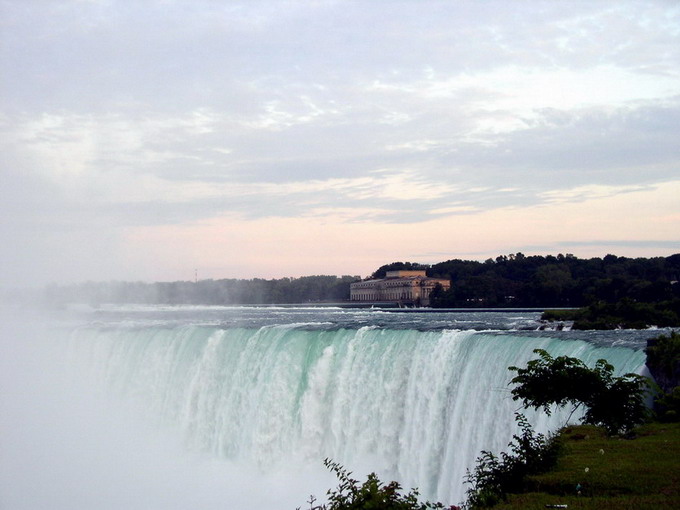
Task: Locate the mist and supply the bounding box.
[0,309,334,510]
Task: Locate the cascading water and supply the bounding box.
[64,313,647,506]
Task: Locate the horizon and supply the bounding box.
[16,250,679,289]
[2,1,679,288]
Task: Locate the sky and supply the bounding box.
[1,0,679,287]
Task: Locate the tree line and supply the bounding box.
[424,253,680,308]
[39,252,680,307]
[43,275,359,306]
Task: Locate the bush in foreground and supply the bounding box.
[464,414,561,508]
[298,459,451,510]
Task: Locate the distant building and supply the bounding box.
[350,270,451,307]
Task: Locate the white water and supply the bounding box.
[0,309,647,508]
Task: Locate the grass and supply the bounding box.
[487,422,680,510]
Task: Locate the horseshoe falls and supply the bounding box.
[0,307,648,509]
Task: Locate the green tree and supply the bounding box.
[509,349,650,435]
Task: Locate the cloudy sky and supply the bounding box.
[1,0,679,286]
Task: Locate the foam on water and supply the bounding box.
[62,320,646,505]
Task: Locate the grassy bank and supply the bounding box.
[488,422,680,510]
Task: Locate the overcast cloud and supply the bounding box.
[1,0,679,286]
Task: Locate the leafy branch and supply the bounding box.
[509,349,650,435]
[298,458,452,510]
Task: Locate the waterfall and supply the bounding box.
[68,324,646,505]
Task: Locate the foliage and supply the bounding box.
[540,309,579,322]
[299,459,450,510]
[43,274,360,306]
[371,262,431,280]
[653,386,680,422]
[509,349,650,435]
[645,331,680,421]
[464,414,561,508]
[41,252,680,308]
[429,253,680,310]
[541,300,680,329]
[571,299,680,329]
[645,331,680,388]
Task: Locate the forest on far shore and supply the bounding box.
[381,253,680,309]
[36,253,680,309]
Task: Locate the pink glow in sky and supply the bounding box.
[1,1,679,286]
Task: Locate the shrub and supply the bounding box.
[645,331,680,421]
[464,414,561,508]
[645,331,680,390]
[299,459,450,510]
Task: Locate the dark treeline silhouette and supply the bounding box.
[40,253,680,308]
[425,253,680,308]
[370,261,431,279]
[44,275,359,306]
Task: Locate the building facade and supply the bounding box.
[350,270,450,307]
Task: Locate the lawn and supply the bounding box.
[488,422,680,510]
